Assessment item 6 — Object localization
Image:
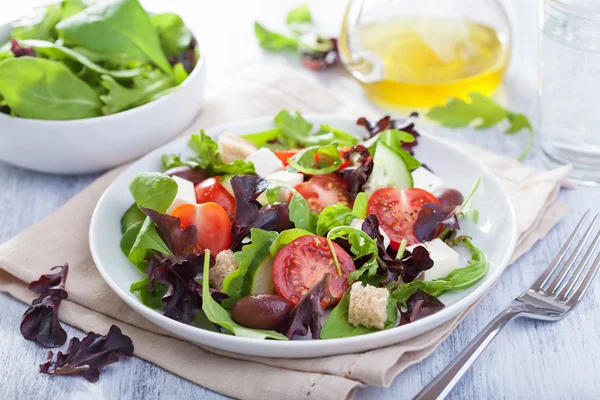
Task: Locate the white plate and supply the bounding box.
[90,115,518,358]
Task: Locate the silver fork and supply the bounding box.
[414,210,600,400]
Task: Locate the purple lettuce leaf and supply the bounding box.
[276,274,332,339]
[361,216,433,286]
[20,264,69,348]
[414,203,460,243]
[398,289,445,326]
[141,207,199,256]
[39,325,134,383]
[230,175,291,251]
[302,38,339,70]
[338,144,374,201]
[168,38,198,73]
[11,39,35,57]
[356,112,421,154]
[165,166,210,185]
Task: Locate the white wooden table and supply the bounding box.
[1,1,599,399]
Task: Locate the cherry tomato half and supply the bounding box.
[275,149,350,169]
[195,177,235,219]
[367,188,441,248]
[295,174,351,213]
[273,235,356,308]
[171,202,232,255]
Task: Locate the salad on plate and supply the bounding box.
[119,111,486,341]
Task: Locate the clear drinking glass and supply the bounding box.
[540,0,600,184]
[339,0,512,109]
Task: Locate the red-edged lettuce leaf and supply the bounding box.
[141,207,199,256]
[361,216,434,286]
[398,289,445,326]
[414,203,460,243]
[11,39,35,57]
[302,38,339,70]
[230,175,291,251]
[357,112,420,154]
[277,274,332,339]
[338,145,373,201]
[20,264,69,348]
[39,325,134,382]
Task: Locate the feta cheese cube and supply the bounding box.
[245,148,285,178]
[407,238,459,281]
[411,166,445,195]
[350,218,391,249]
[166,176,197,214]
[264,170,305,202]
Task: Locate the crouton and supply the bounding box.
[209,250,240,290]
[348,282,389,330]
[218,131,257,163]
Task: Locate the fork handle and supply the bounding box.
[413,307,522,400]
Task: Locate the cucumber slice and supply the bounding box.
[220,175,235,196]
[249,256,276,294]
[364,142,413,194]
[120,204,146,233]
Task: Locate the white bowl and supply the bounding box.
[90,115,518,358]
[0,20,206,175]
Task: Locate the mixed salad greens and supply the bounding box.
[120,110,487,340]
[0,0,198,120]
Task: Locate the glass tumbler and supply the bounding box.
[540,0,600,184]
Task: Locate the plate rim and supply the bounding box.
[89,114,519,357]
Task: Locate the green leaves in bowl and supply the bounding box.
[0,0,199,121]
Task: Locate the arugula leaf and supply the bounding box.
[459,178,481,224]
[129,172,177,213]
[151,13,193,58]
[11,4,62,40]
[320,288,397,339]
[0,57,102,120]
[221,229,278,308]
[392,239,487,304]
[57,0,172,73]
[254,22,299,52]
[269,228,313,256]
[202,251,288,340]
[316,203,354,236]
[287,3,312,34]
[352,192,369,219]
[288,192,318,233]
[100,71,175,115]
[130,277,168,310]
[288,144,343,175]
[427,92,534,160]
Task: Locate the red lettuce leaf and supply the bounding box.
[20,264,69,348]
[168,38,198,73]
[277,274,332,339]
[356,112,420,154]
[414,203,460,242]
[141,207,199,256]
[11,39,35,57]
[338,144,373,201]
[398,289,445,326]
[165,166,210,185]
[39,325,134,382]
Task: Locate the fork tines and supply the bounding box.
[531,209,600,306]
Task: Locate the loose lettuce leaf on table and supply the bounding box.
[254,22,299,52]
[40,325,134,382]
[56,0,172,73]
[11,4,62,40]
[0,57,102,120]
[286,3,312,34]
[151,13,193,58]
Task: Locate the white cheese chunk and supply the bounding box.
[350,218,391,249]
[166,176,197,214]
[264,170,305,202]
[245,148,285,178]
[407,238,459,281]
[411,166,445,195]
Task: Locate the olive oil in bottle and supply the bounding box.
[345,18,510,108]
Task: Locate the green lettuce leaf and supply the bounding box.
[127,217,173,268]
[100,71,175,114]
[327,226,379,284]
[57,0,172,73]
[120,221,143,256]
[288,192,318,233]
[151,13,193,58]
[254,22,299,52]
[202,251,288,340]
[287,144,343,175]
[120,203,146,233]
[128,172,177,213]
[352,192,369,219]
[269,228,313,256]
[316,203,354,236]
[287,3,312,27]
[130,277,168,310]
[366,129,421,171]
[0,57,101,120]
[11,4,62,40]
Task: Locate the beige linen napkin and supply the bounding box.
[0,66,572,400]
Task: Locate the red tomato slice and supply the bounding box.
[274,150,300,167]
[195,177,235,219]
[273,235,355,308]
[294,174,351,213]
[367,188,441,248]
[171,202,232,255]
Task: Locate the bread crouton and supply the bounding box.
[209,249,240,290]
[218,131,257,163]
[347,282,389,329]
